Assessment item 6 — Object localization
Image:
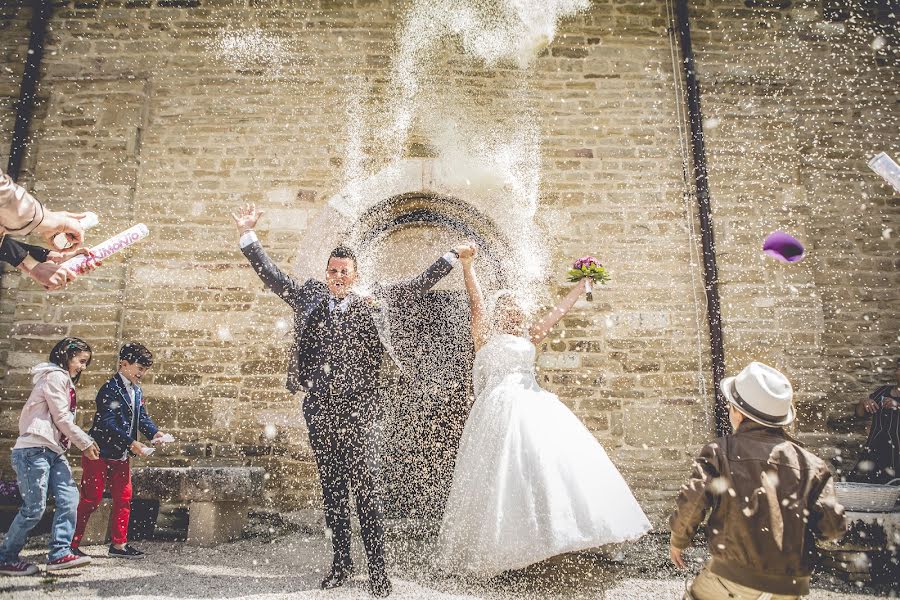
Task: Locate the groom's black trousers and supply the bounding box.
[303,390,386,577]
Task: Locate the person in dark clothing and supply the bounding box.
[0,235,49,267]
[232,203,474,597]
[73,342,168,559]
[850,359,900,483]
[0,235,95,290]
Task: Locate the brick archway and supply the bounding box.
[344,191,513,289]
[293,157,545,289]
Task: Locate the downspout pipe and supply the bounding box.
[1,1,51,305]
[674,0,729,436]
[7,0,52,179]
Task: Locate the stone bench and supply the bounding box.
[81,466,266,546]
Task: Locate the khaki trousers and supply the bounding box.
[685,566,800,600]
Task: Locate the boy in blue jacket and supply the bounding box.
[71,342,168,558]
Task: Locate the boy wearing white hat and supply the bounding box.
[669,362,847,599]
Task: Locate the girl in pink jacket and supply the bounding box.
[0,338,100,576]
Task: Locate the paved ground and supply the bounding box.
[0,526,892,599]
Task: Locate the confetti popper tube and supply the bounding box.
[62,223,149,275]
[868,152,900,194]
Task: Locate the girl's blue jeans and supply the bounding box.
[0,447,78,563]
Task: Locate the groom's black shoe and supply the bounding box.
[320,565,353,590]
[369,572,392,597]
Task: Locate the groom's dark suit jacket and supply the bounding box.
[241,240,454,395]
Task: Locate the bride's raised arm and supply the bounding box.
[461,248,489,352]
[527,279,587,345]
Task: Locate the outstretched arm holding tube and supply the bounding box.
[0,171,89,249]
[0,236,99,290]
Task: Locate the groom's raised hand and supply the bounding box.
[231,203,264,235]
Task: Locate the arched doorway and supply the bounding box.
[345,192,511,290]
[345,193,510,520]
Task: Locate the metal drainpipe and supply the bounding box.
[1,0,51,295]
[674,0,730,436]
[7,0,51,179]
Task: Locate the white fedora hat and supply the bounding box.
[720,361,795,427]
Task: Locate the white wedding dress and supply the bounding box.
[436,333,651,575]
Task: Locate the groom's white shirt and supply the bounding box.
[328,296,351,314]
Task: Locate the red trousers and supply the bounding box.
[73,455,132,547]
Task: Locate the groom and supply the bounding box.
[233,204,472,597]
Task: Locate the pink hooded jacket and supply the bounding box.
[13,363,94,455]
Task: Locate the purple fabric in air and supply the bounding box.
[762,231,805,263]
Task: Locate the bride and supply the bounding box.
[436,246,651,575]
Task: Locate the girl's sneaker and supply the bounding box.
[108,545,144,559]
[0,561,38,576]
[46,554,91,571]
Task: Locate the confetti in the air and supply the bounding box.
[204,28,288,69]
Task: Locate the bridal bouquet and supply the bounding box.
[568,256,609,301]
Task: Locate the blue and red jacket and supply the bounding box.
[88,374,159,460]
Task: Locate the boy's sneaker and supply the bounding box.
[46,554,91,571]
[108,545,144,559]
[0,561,39,576]
[70,547,89,558]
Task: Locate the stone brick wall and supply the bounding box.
[0,3,34,416]
[0,0,895,524]
[690,0,899,468]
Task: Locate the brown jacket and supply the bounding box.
[670,420,846,595]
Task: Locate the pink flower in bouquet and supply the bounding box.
[573,256,600,270]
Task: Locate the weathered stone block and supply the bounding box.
[185,501,248,546]
[78,499,112,545]
[132,467,266,503]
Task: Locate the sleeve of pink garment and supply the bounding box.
[0,171,44,236]
[44,371,95,451]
